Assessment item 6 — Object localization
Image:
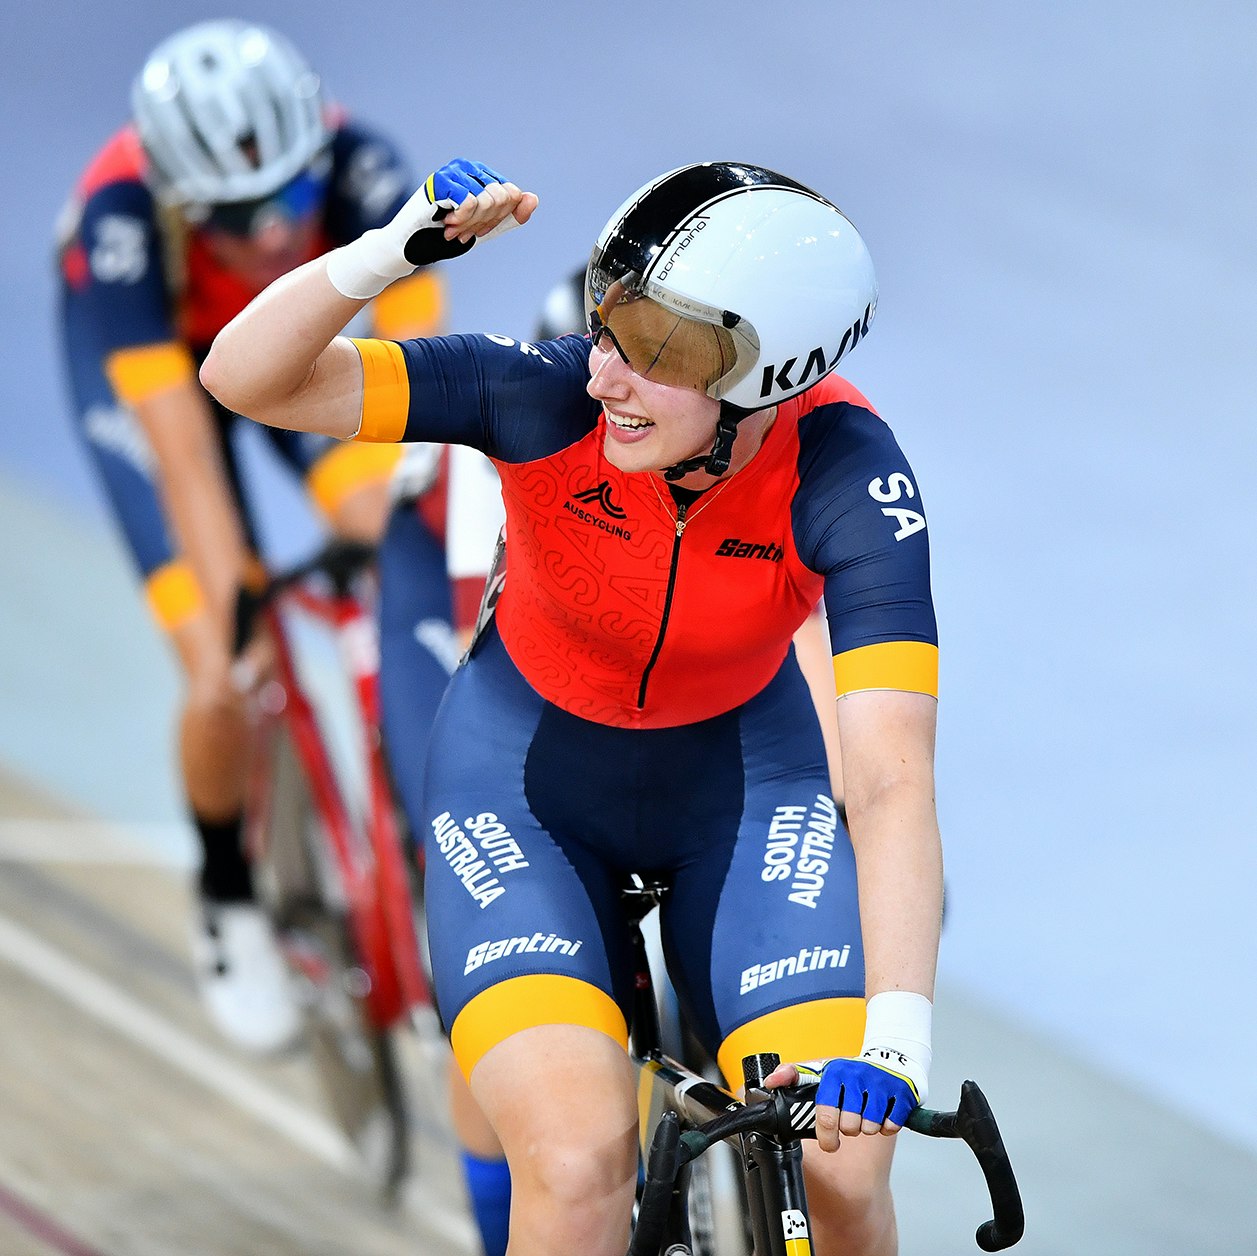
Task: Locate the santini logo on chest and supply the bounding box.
[715,538,784,562]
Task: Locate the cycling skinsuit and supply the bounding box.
[353,331,937,1085]
[56,113,446,630]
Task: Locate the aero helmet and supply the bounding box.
[587,163,877,414]
[132,20,328,206]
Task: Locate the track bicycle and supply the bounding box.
[621,878,1025,1256]
[235,539,431,1200]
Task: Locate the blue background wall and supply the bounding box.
[3,1,1255,1149]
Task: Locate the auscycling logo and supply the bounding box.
[564,479,634,539]
[572,480,626,518]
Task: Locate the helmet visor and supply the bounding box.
[588,284,738,394]
[201,158,329,236]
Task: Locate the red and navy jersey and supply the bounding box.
[352,332,938,729]
[57,114,443,403]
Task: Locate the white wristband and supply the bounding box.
[861,990,933,1103]
[325,229,417,301]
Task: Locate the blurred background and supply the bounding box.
[2,1,1255,1252]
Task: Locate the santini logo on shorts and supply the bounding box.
[740,944,851,995]
[465,932,583,975]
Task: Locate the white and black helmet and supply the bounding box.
[132,20,328,206]
[587,162,877,412]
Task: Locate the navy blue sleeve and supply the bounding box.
[324,118,414,242]
[792,402,937,656]
[396,332,600,461]
[75,181,173,353]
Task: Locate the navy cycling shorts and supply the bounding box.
[422,623,867,1085]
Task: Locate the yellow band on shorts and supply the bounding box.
[833,641,938,699]
[371,270,445,339]
[144,559,204,632]
[716,997,866,1092]
[105,342,197,404]
[305,442,404,519]
[451,974,629,1082]
[350,338,409,443]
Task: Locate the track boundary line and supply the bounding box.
[0,910,355,1170]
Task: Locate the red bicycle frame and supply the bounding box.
[244,575,430,1029]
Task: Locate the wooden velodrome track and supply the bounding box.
[0,769,472,1256]
[4,767,1257,1255]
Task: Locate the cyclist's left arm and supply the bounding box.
[769,396,942,1149]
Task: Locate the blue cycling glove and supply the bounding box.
[814,1052,921,1126]
[405,159,512,265]
[790,992,933,1133]
[326,157,520,299]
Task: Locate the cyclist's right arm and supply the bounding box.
[201,164,538,439]
[130,379,253,627]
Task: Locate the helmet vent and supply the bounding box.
[237,132,260,170]
[172,90,218,168]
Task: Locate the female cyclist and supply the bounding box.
[202,159,943,1256]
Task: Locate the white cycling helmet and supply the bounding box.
[132,20,328,206]
[587,162,877,412]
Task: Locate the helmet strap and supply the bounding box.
[662,401,751,481]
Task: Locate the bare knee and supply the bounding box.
[508,1130,635,1209]
[803,1135,898,1255]
[469,1025,638,1253]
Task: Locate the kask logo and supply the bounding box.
[572,480,627,519]
[758,301,875,399]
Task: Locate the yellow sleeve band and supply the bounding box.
[144,559,204,632]
[450,974,628,1083]
[371,270,445,340]
[105,342,197,404]
[306,441,404,520]
[349,337,410,443]
[833,640,939,698]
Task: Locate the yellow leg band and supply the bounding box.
[716,997,866,1092]
[144,559,204,632]
[451,974,628,1083]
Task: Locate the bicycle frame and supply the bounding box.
[623,881,1024,1255]
[244,566,430,1031]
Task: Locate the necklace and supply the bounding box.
[648,473,736,538]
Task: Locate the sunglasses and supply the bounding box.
[201,164,329,237]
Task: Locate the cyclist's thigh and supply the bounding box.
[421,625,633,1081]
[658,649,867,1085]
[377,499,457,830]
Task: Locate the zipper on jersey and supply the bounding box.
[637,501,688,708]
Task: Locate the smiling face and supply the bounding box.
[586,295,733,475]
[587,338,723,475]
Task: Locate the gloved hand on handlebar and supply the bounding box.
[764,991,932,1152]
[326,158,538,300]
